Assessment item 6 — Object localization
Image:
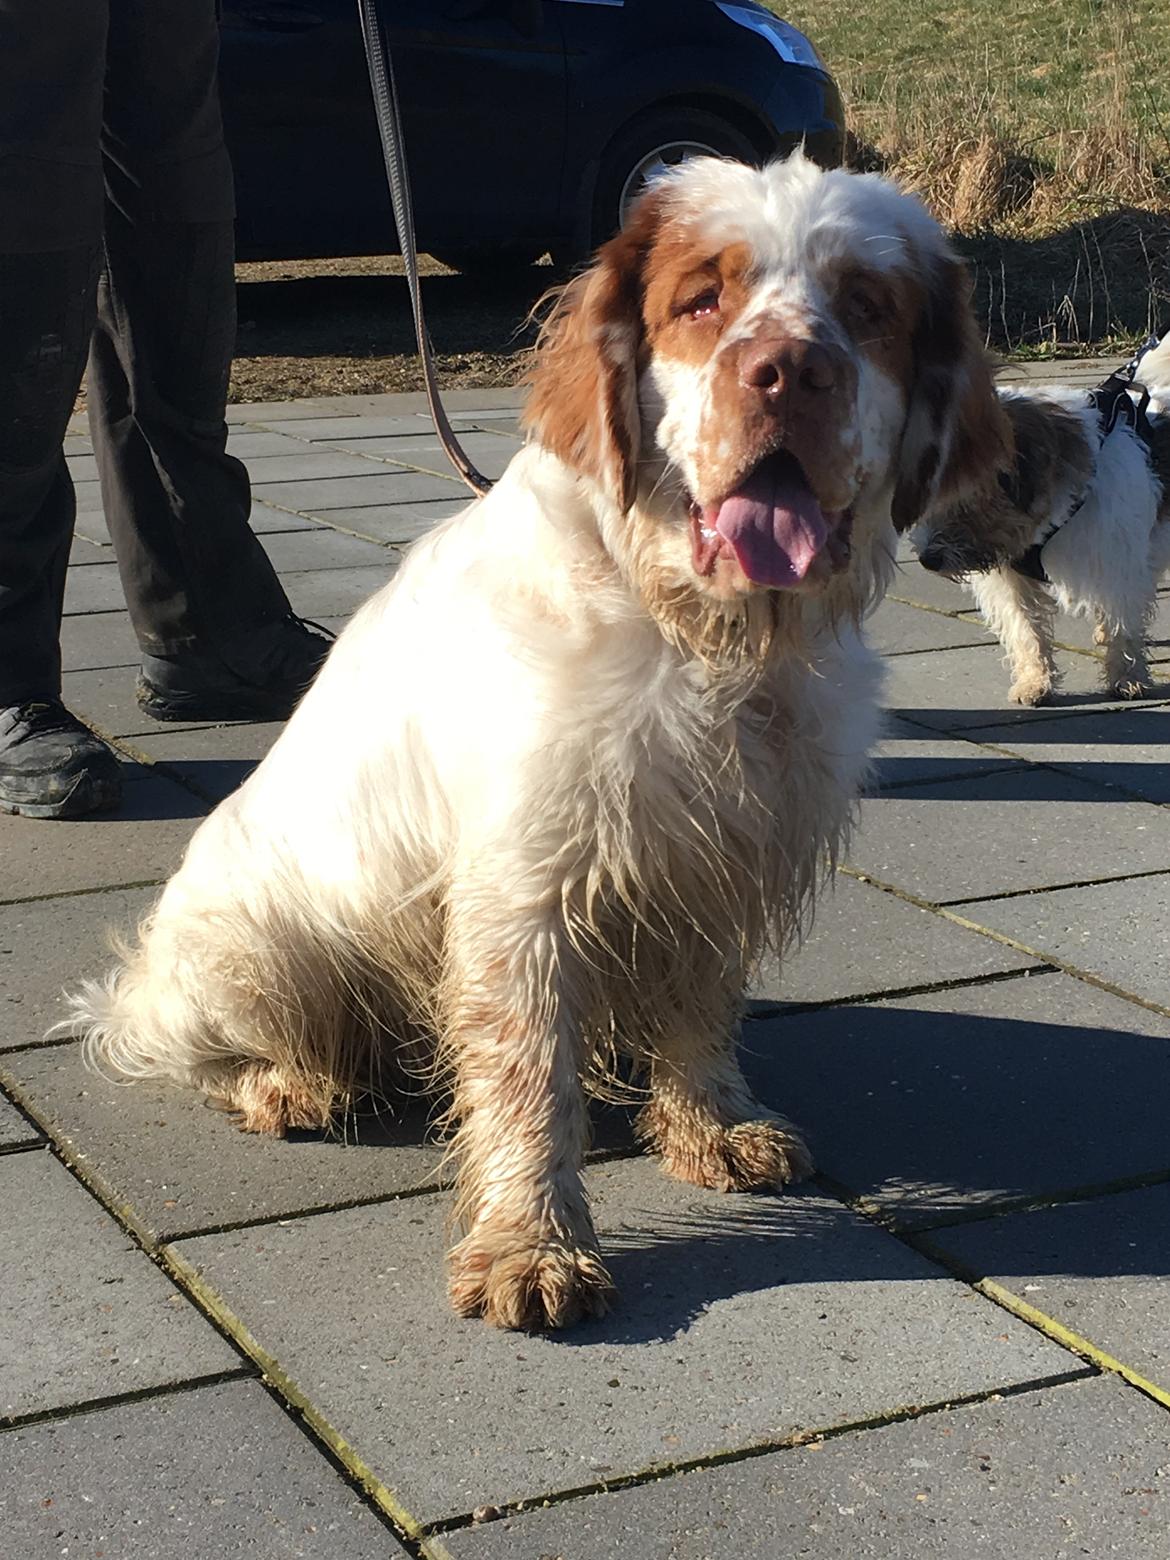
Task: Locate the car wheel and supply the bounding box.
[592,108,762,247]
[428,243,545,277]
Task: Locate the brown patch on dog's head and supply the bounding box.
[523,196,667,512]
[890,255,1013,532]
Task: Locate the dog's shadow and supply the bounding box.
[571,1191,870,1347]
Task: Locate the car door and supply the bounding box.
[218,0,568,259]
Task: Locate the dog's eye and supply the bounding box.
[844,287,885,328]
[681,289,720,320]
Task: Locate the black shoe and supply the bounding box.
[136,615,334,724]
[0,701,124,820]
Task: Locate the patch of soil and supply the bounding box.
[229,253,544,402]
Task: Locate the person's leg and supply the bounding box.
[91,0,329,723]
[0,2,122,818]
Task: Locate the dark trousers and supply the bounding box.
[0,0,292,707]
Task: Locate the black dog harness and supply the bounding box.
[1011,336,1160,584]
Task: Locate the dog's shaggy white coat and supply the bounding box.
[68,154,1005,1329]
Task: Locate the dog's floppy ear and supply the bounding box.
[523,196,664,512]
[891,254,1012,532]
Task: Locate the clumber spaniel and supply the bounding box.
[907,330,1170,704]
[71,154,1004,1329]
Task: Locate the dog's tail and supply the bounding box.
[1134,329,1170,409]
[57,925,192,1085]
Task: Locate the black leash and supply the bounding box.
[356,0,493,498]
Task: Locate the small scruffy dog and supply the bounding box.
[908,332,1170,705]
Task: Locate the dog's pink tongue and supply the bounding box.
[707,460,828,587]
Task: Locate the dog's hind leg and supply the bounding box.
[970,566,1058,705]
[1097,600,1155,699]
[441,889,614,1330]
[634,979,812,1193]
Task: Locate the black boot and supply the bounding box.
[136,615,334,723]
[0,701,123,820]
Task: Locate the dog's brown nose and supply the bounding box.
[738,338,839,400]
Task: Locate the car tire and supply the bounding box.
[428,243,545,277]
[591,107,762,248]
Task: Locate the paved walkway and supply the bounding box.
[3,364,1170,1557]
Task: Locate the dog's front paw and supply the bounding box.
[660,1118,814,1193]
[448,1230,615,1330]
[1008,675,1053,707]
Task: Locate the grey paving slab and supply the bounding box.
[272,414,445,441]
[886,564,973,613]
[0,1150,236,1419]
[0,1377,400,1559]
[325,433,519,482]
[71,478,104,514]
[68,535,110,567]
[72,499,316,545]
[59,609,140,671]
[65,452,99,483]
[239,449,386,483]
[866,598,992,656]
[868,715,1021,791]
[256,527,392,572]
[0,1093,41,1148]
[882,643,1155,731]
[72,514,112,546]
[173,1160,1070,1527]
[0,1040,444,1244]
[849,764,1170,902]
[742,972,1170,1228]
[0,776,205,901]
[0,886,159,1052]
[129,720,287,802]
[229,399,359,423]
[749,871,1036,1007]
[62,559,124,615]
[226,428,319,458]
[279,563,400,618]
[928,1184,1170,1391]
[961,704,1170,805]
[447,405,525,428]
[441,1376,1166,1560]
[61,665,213,740]
[310,500,464,544]
[949,875,1170,1009]
[254,472,463,513]
[1145,595,1170,662]
[247,500,323,533]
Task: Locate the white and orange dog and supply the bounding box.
[70,155,1004,1329]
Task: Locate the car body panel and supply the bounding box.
[218,0,843,261]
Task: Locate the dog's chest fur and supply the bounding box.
[568,630,880,985]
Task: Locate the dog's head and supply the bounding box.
[910,390,1093,579]
[524,152,1009,615]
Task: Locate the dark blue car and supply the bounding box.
[218,0,843,269]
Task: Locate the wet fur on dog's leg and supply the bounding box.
[1097,598,1155,698]
[971,566,1059,706]
[442,891,614,1330]
[635,994,813,1192]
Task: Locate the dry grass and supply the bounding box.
[779,0,1170,350]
